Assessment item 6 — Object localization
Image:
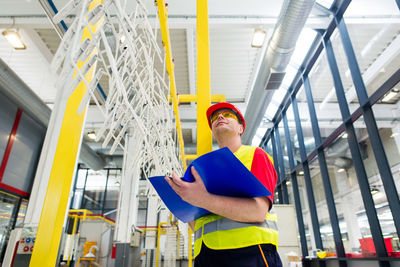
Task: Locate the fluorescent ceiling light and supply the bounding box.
[120,35,126,43]
[341,132,348,139]
[337,168,345,173]
[2,29,26,50]
[298,171,304,175]
[87,131,97,140]
[382,88,399,103]
[251,29,266,48]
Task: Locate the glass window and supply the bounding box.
[71,169,87,209]
[76,169,87,189]
[104,169,121,220]
[330,28,359,114]
[287,178,294,205]
[0,191,19,261]
[290,28,317,67]
[309,49,343,138]
[296,85,315,155]
[273,186,280,204]
[309,156,340,254]
[252,126,269,147]
[354,115,399,252]
[278,120,290,176]
[15,199,28,227]
[372,81,400,200]
[297,168,316,254]
[324,131,370,255]
[344,0,400,97]
[265,88,287,120]
[286,105,300,168]
[82,169,107,213]
[137,199,148,226]
[265,140,273,157]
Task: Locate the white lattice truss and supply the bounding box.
[51,0,183,202]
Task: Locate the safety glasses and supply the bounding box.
[210,110,239,125]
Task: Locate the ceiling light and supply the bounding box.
[251,29,266,48]
[286,181,291,185]
[120,35,126,43]
[341,132,348,139]
[87,131,96,140]
[298,171,304,175]
[391,132,399,138]
[337,168,345,173]
[371,187,379,195]
[382,88,399,103]
[2,29,26,50]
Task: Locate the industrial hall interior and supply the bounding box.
[0,0,399,266]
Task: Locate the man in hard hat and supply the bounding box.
[166,102,281,266]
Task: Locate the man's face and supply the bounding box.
[210,109,244,136]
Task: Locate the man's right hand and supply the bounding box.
[165,166,210,208]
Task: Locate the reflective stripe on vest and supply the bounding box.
[193,212,279,258]
[194,217,278,240]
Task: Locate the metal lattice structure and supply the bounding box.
[51,0,183,178]
[51,0,183,217]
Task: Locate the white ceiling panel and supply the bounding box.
[0,0,399,153]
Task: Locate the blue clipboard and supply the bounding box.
[148,147,271,223]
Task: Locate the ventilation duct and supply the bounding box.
[265,72,286,90]
[243,0,316,144]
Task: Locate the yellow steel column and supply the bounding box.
[29,1,104,266]
[191,1,212,265]
[157,0,187,169]
[196,0,212,157]
[156,223,161,267]
[188,227,193,266]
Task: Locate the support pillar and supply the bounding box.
[29,1,104,266]
[196,0,212,157]
[114,130,142,266]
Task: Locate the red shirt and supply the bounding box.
[234,146,277,205]
[251,147,277,204]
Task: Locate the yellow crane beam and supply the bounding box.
[168,94,225,103]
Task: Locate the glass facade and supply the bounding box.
[71,167,121,221]
[296,86,315,156]
[0,191,27,262]
[259,0,400,263]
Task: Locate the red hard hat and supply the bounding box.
[206,102,246,131]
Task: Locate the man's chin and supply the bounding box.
[213,127,232,136]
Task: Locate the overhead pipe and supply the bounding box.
[243,0,316,144]
[0,58,105,170]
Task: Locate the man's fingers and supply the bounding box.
[171,172,184,186]
[165,176,180,193]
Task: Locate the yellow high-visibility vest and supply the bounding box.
[193,145,279,258]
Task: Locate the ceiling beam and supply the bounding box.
[23,28,54,63]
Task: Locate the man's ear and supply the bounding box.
[239,124,244,135]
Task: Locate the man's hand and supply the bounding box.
[165,166,210,208]
[166,166,270,223]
